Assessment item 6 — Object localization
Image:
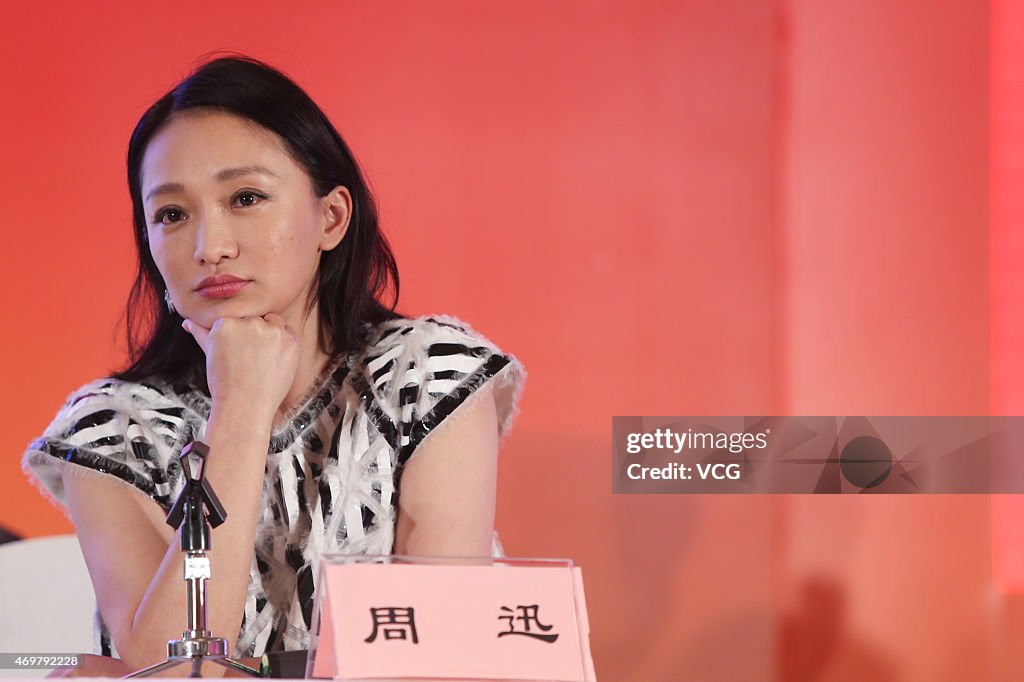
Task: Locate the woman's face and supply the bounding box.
[140,110,349,332]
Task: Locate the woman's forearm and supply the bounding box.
[121,407,271,673]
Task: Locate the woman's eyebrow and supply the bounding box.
[145,182,184,202]
[145,166,279,202]
[215,165,279,182]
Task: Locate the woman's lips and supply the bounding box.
[196,280,250,299]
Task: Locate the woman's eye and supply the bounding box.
[233,190,268,207]
[154,207,185,225]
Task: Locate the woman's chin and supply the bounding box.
[183,302,269,327]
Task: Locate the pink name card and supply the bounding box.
[310,559,595,681]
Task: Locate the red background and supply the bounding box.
[2,1,1020,678]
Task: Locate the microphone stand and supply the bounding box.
[125,442,261,678]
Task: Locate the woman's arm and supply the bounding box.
[393,383,500,557]
[65,314,301,675]
[64,408,272,675]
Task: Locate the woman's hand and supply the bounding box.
[182,313,300,424]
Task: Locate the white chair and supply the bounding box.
[0,535,94,678]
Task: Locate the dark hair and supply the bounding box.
[115,55,400,389]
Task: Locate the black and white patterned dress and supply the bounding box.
[22,315,525,657]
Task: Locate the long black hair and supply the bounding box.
[115,55,400,389]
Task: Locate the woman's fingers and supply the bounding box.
[182,318,212,354]
[261,312,285,326]
[187,314,302,423]
[184,316,299,357]
[262,312,299,340]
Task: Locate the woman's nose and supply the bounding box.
[193,212,239,265]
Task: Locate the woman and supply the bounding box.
[22,55,524,675]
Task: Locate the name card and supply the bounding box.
[308,557,596,681]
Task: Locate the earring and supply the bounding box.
[164,290,177,316]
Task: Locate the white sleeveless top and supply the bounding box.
[22,315,525,657]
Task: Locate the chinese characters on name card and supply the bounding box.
[312,562,594,681]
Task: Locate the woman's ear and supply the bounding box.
[319,185,352,251]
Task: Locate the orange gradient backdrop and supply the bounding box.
[1,1,1019,679]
